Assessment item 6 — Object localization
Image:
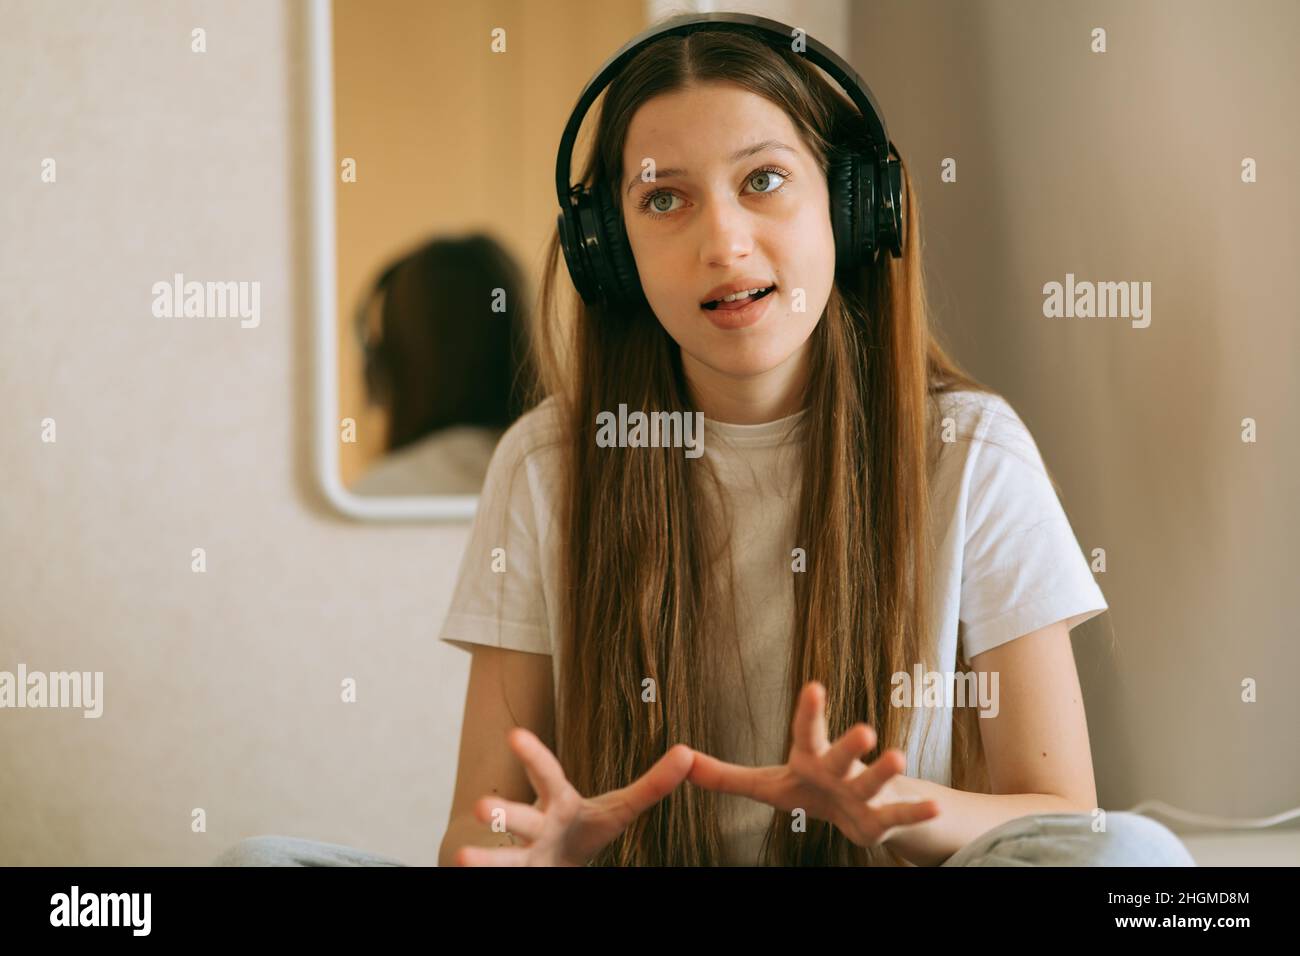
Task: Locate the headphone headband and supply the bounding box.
[555,12,903,310]
[555,12,893,209]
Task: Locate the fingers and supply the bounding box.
[792,681,831,755]
[848,747,906,801]
[612,743,696,818]
[824,722,876,778]
[473,795,546,843]
[686,749,768,801]
[506,727,570,806]
[452,844,533,867]
[869,798,941,833]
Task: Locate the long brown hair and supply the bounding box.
[360,234,536,453]
[519,22,1001,865]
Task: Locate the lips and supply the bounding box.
[700,284,775,331]
[700,277,777,308]
[701,284,776,311]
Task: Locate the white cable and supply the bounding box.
[1125,800,1300,831]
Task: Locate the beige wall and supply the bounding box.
[0,0,651,866]
[850,0,1300,817]
[0,0,1294,865]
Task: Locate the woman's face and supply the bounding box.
[619,82,834,394]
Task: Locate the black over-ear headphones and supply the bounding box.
[555,11,903,312]
[354,258,404,405]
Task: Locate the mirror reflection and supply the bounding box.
[330,0,604,500]
[348,234,535,496]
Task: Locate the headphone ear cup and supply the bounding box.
[828,146,868,272]
[355,267,397,406]
[830,146,905,267]
[592,186,644,308]
[558,185,644,310]
[362,338,389,405]
[558,197,596,306]
[880,152,903,257]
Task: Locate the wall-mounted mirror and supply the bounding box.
[309,0,837,520]
[310,0,652,520]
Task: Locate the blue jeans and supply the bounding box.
[939,811,1196,866]
[211,836,408,866]
[211,811,1194,866]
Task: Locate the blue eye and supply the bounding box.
[636,165,792,219]
[746,168,787,194]
[646,192,680,216]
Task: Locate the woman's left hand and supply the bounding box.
[687,680,940,849]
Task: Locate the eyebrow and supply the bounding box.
[624,139,798,195]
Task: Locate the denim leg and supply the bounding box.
[210,835,409,867]
[941,811,1197,867]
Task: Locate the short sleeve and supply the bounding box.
[436,409,553,657]
[957,396,1108,659]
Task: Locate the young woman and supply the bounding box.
[430,17,1196,869]
[214,15,1194,868]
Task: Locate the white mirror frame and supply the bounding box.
[308,0,478,521]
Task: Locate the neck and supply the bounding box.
[682,340,810,425]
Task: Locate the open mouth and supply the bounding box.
[701,285,776,311]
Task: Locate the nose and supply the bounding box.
[697,193,755,267]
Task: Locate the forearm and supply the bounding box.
[439,795,545,866]
[438,812,520,866]
[881,775,1084,867]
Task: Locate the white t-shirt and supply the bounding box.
[436,390,1108,864]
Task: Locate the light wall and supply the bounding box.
[0,0,646,866]
[849,0,1299,817]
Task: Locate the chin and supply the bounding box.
[689,341,800,380]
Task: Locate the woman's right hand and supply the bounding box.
[452,728,695,866]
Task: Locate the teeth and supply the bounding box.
[706,285,772,306]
